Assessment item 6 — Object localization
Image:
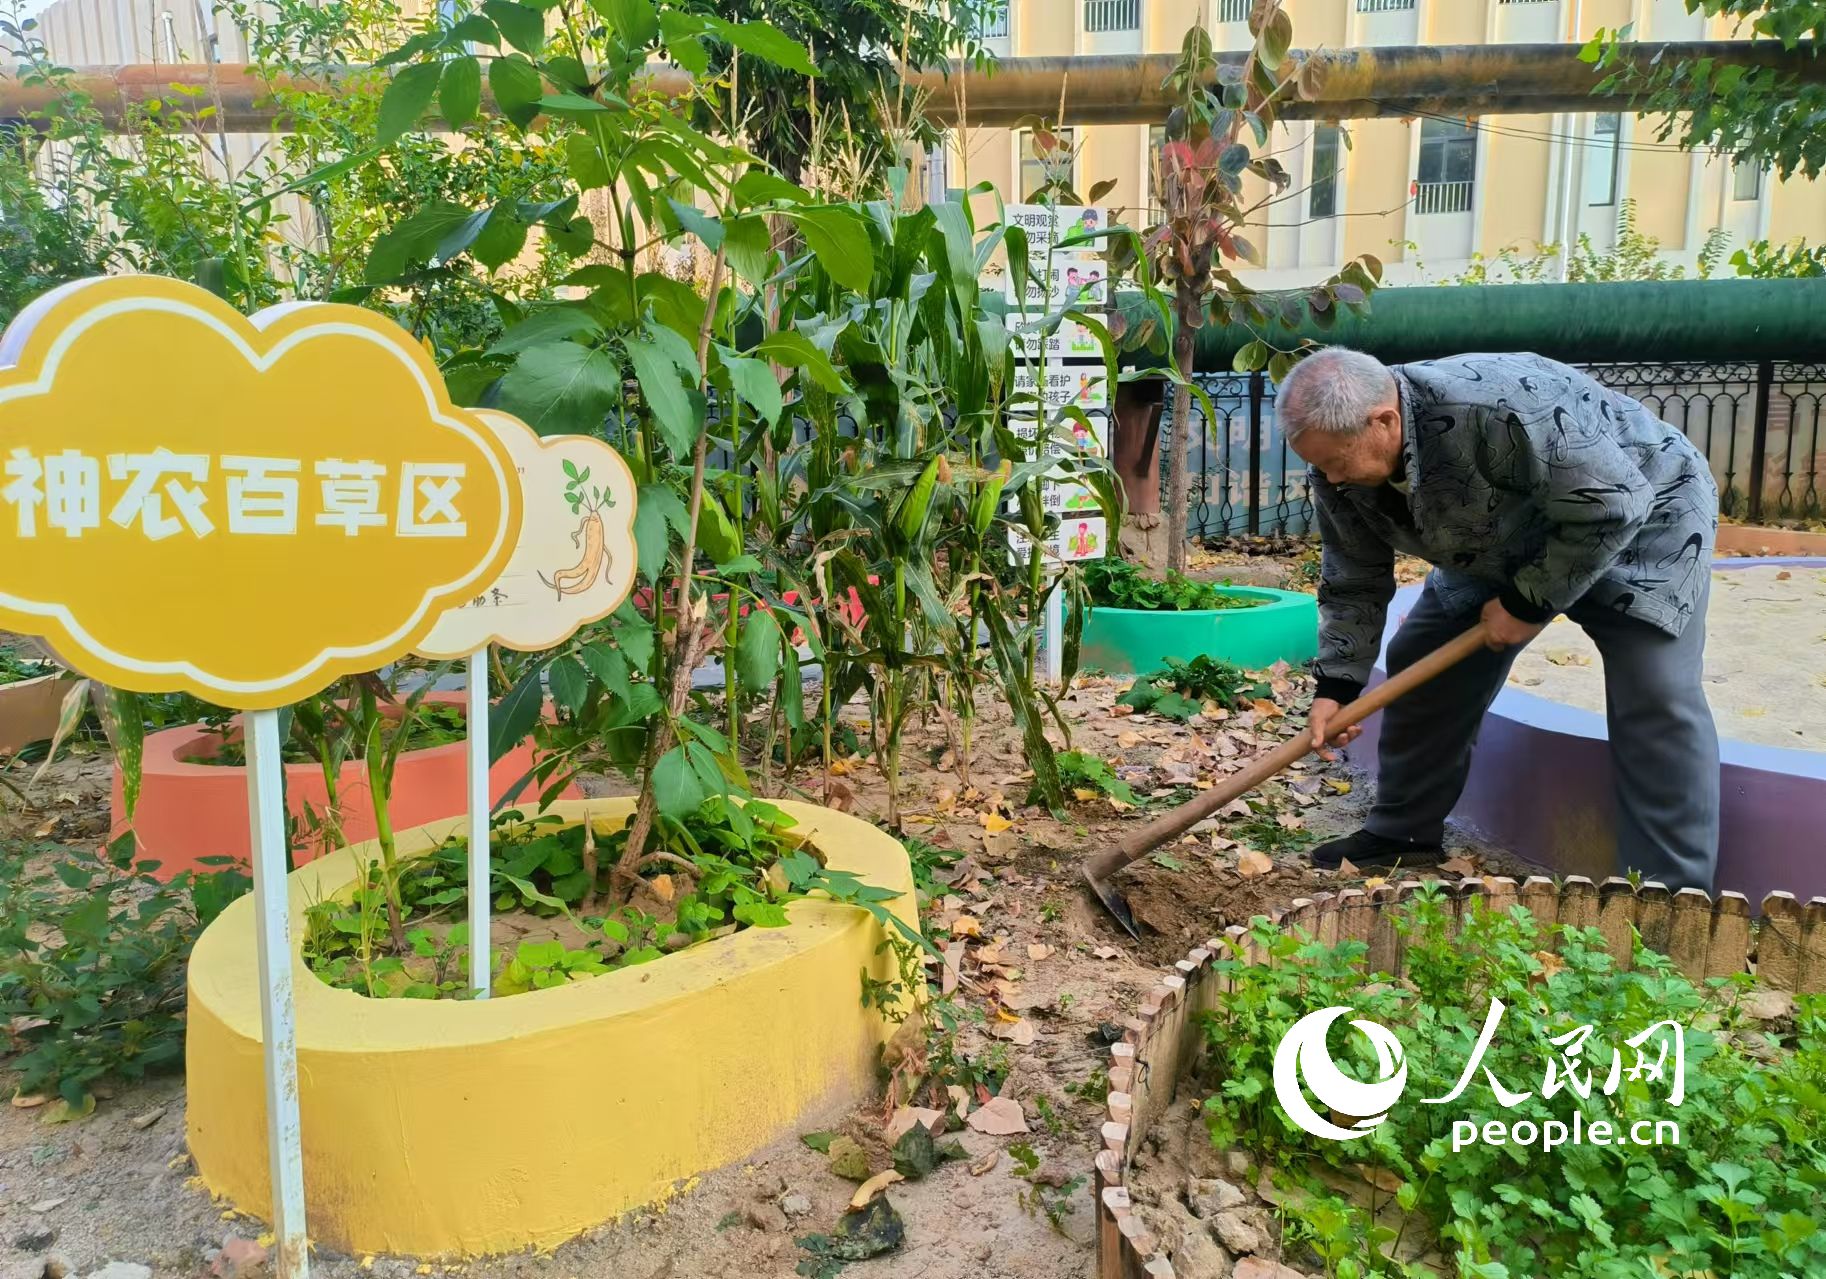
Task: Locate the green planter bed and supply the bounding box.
[1079,586,1319,675]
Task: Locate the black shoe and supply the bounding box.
[1310,828,1444,871]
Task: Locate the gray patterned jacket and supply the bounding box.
[1309,353,1717,704]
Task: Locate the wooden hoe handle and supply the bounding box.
[1081,623,1491,883]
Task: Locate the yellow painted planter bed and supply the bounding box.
[185,797,917,1259]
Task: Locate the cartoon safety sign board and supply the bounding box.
[0,275,521,708]
[417,411,636,659]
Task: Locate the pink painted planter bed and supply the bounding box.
[111,691,574,880]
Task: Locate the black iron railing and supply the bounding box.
[1171,360,1826,541]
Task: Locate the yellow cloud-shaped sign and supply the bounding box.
[416,412,637,659]
[0,276,520,709]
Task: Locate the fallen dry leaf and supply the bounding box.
[1027,943,1054,961]
[980,811,1013,835]
[1438,855,1481,877]
[1251,698,1282,718]
[1236,849,1273,877]
[10,1092,48,1109]
[933,786,957,812]
[1092,946,1122,960]
[829,757,855,776]
[825,777,857,813]
[1323,778,1353,795]
[949,915,983,938]
[965,1096,1029,1136]
[1117,731,1142,748]
[648,874,676,903]
[948,1085,971,1120]
[1533,949,1567,980]
[969,1150,1000,1177]
[990,1019,1037,1047]
[1109,704,1135,718]
[850,1169,905,1209]
[942,942,971,1001]
[1363,876,1388,891]
[1355,1164,1405,1194]
[1544,651,1593,667]
[885,1106,946,1143]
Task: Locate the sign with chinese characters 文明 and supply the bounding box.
[0,275,521,709]
[416,412,637,658]
[1004,202,1107,264]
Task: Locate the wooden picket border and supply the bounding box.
[1091,874,1826,1279]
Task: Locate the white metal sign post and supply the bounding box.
[1002,204,1112,686]
[244,710,306,1273]
[416,411,637,998]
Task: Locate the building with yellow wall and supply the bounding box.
[946,0,1826,285]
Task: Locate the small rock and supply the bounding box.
[1175,1228,1234,1279]
[85,1265,153,1279]
[210,1237,269,1279]
[128,1109,166,1132]
[743,1201,788,1233]
[1233,1259,1305,1279]
[27,1199,66,1214]
[41,1255,76,1279]
[973,1242,992,1262]
[779,1193,812,1219]
[1185,1177,1246,1219]
[1211,1209,1268,1257]
[14,1228,55,1253]
[1222,1151,1251,1180]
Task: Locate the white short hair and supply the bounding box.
[1277,347,1396,436]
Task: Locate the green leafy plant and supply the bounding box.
[1584,2,1826,181]
[0,836,250,1107]
[1010,1141,1085,1234]
[1083,557,1265,613]
[303,796,928,999]
[1197,889,1826,1278]
[1112,7,1383,574]
[1118,655,1271,721]
[1038,749,1137,807]
[1733,237,1826,278]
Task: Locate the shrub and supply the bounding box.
[0,836,249,1108]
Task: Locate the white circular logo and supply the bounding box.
[1272,1007,1409,1141]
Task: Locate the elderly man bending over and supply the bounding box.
[1282,347,1720,892]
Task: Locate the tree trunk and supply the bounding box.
[1112,381,1167,570]
[1165,324,1195,575]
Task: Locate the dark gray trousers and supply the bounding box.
[1365,573,1720,892]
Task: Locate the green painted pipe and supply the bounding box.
[1120,278,1826,372]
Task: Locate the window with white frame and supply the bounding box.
[1147,123,1166,222]
[1309,125,1341,219]
[1584,113,1621,206]
[1084,0,1140,33]
[1216,0,1251,21]
[1732,156,1763,202]
[980,1,1011,39]
[1356,0,1415,12]
[1415,117,1476,214]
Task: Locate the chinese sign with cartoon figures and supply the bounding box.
[0,275,521,708]
[416,410,636,659]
